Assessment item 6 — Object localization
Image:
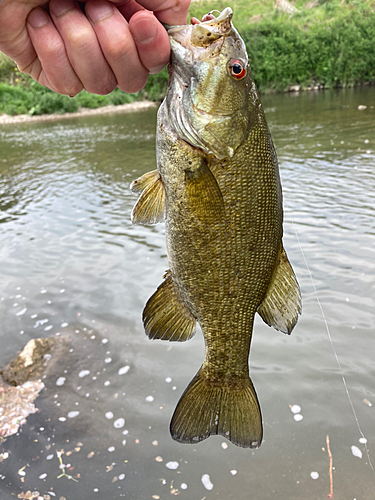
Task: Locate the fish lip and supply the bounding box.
[166,7,233,34]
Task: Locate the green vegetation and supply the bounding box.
[1,0,375,115]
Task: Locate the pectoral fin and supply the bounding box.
[258,247,301,335]
[185,159,225,224]
[131,170,165,225]
[143,271,196,342]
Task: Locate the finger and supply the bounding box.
[49,0,117,95]
[27,7,83,95]
[85,0,149,93]
[133,0,190,25]
[128,11,170,74]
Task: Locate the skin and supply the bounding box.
[0,0,190,95]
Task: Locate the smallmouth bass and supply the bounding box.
[131,7,301,448]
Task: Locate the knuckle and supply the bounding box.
[68,28,96,52]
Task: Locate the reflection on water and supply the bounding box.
[0,88,374,499]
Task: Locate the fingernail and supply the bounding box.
[50,0,75,18]
[149,64,167,75]
[87,2,114,23]
[131,17,158,44]
[28,8,49,28]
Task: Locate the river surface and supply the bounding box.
[0,87,374,500]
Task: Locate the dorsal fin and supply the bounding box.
[257,246,301,335]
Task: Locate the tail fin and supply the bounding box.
[170,368,263,448]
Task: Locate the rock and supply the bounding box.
[289,84,301,92]
[0,337,56,386]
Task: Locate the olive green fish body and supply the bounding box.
[131,8,301,448]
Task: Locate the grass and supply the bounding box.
[1,0,375,115]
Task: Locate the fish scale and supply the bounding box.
[131,7,301,448]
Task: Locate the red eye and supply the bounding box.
[229,60,246,80]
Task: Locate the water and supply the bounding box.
[0,88,374,499]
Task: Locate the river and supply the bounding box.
[0,87,374,499]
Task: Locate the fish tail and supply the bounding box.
[170,368,263,448]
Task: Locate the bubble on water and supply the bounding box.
[56,377,66,386]
[201,474,213,490]
[93,488,99,492]
[230,470,237,475]
[61,322,68,328]
[165,377,172,383]
[359,437,367,444]
[39,473,47,479]
[46,454,54,460]
[59,417,66,422]
[78,370,90,378]
[118,366,130,375]
[30,314,38,319]
[108,446,115,452]
[146,395,154,402]
[104,357,112,364]
[351,446,362,459]
[44,325,53,331]
[118,474,125,480]
[101,338,108,344]
[67,411,80,419]
[40,289,47,294]
[34,318,48,328]
[166,461,179,470]
[105,411,114,419]
[310,472,319,480]
[59,289,65,293]
[104,381,110,387]
[172,386,177,391]
[114,418,125,429]
[16,308,27,316]
[181,483,187,490]
[290,405,301,414]
[294,414,303,421]
[221,442,228,449]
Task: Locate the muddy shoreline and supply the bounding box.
[0,100,157,126]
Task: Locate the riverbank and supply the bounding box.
[0,100,156,125]
[1,0,374,117]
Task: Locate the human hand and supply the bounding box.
[0,0,190,96]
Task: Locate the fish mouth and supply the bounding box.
[167,7,233,49]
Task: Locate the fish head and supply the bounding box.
[166,8,257,159]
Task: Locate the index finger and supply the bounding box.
[111,0,190,25]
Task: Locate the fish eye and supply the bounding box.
[229,59,246,80]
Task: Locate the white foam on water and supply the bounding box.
[351,446,362,459]
[118,366,130,375]
[201,474,213,490]
[166,461,179,470]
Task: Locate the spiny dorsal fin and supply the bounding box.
[130,170,165,225]
[143,271,196,342]
[257,246,301,335]
[185,159,225,224]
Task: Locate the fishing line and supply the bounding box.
[286,209,375,477]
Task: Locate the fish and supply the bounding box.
[130,7,301,448]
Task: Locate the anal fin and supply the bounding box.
[258,246,302,335]
[143,271,196,342]
[130,170,165,225]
